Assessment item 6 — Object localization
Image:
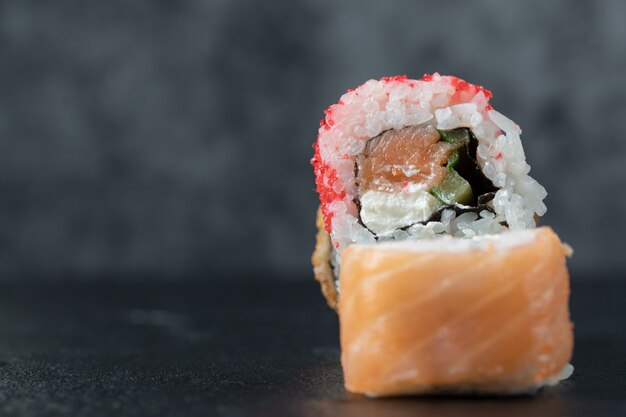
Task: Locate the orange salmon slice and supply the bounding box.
[339,227,573,396]
[356,125,455,194]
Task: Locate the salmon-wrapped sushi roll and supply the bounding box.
[311,74,547,309]
[339,227,573,396]
[310,74,574,396]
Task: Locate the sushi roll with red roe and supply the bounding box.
[311,74,548,309]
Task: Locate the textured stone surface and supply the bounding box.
[0,277,623,416]
[0,1,623,279]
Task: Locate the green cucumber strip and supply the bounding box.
[429,169,474,205]
[438,128,470,146]
[446,151,460,171]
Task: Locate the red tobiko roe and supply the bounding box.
[447,75,493,105]
[312,74,494,234]
[381,75,408,83]
[312,141,345,232]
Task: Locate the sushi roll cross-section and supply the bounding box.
[312,74,547,309]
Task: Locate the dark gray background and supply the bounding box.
[0,0,622,280]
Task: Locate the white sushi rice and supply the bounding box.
[371,227,537,253]
[316,73,547,265]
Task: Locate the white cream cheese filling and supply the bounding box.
[359,188,441,236]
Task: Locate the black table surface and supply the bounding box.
[0,276,624,417]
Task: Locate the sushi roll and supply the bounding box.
[310,74,574,395]
[312,74,547,309]
[339,227,574,396]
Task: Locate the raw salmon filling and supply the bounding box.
[355,125,496,236]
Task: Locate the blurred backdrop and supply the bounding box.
[0,0,622,280]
